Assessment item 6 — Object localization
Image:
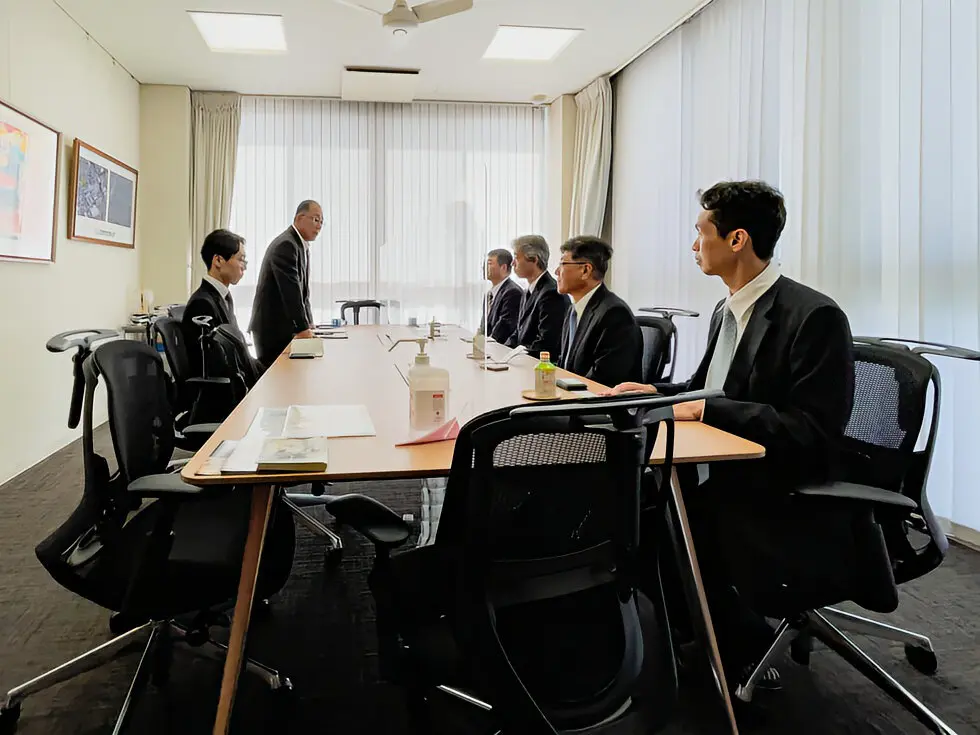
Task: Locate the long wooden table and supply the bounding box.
[182,325,764,734]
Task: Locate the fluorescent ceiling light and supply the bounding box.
[483,25,582,61]
[188,11,287,53]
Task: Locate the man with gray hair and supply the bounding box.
[249,199,323,368]
[505,234,568,358]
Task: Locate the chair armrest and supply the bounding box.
[167,458,191,470]
[183,423,220,436]
[637,306,700,319]
[128,473,204,498]
[325,493,411,548]
[797,482,917,510]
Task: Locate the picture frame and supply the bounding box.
[0,97,61,264]
[68,138,138,249]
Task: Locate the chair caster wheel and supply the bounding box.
[0,702,22,734]
[109,612,146,636]
[325,548,343,565]
[905,644,938,675]
[791,634,812,666]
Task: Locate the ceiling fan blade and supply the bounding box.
[412,0,473,23]
[334,0,385,16]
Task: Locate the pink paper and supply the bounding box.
[396,418,460,446]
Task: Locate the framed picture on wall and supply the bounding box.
[68,138,138,248]
[0,97,61,264]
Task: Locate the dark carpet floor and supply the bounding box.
[1,426,978,734]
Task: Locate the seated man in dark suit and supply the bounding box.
[555,236,642,387]
[604,180,854,689]
[249,200,321,368]
[505,235,569,358]
[183,228,247,375]
[478,248,523,344]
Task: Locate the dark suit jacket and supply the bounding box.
[248,227,314,366]
[182,279,237,376]
[660,275,854,495]
[558,283,643,388]
[505,271,569,359]
[479,278,523,344]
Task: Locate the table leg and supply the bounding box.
[213,484,275,735]
[668,468,740,735]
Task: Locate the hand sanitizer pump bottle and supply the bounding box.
[390,338,451,428]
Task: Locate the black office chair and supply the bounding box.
[735,337,980,734]
[152,316,227,449]
[166,303,186,321]
[0,339,295,733]
[339,299,383,325]
[636,307,699,383]
[328,391,709,733]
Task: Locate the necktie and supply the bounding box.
[704,305,737,390]
[567,308,578,351]
[225,292,239,330]
[698,305,736,486]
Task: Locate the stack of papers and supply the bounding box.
[216,404,375,474]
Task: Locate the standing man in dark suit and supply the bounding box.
[478,248,523,344]
[249,200,322,368]
[604,181,854,688]
[183,228,247,374]
[505,235,568,358]
[555,236,642,387]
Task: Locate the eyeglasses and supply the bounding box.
[555,260,590,270]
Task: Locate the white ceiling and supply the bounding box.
[56,0,705,103]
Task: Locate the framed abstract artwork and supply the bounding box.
[0,97,61,264]
[68,139,138,248]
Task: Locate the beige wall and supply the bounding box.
[546,94,577,266]
[0,0,140,485]
[138,85,192,305]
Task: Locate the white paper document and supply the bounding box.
[282,404,377,438]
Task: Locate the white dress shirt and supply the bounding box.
[572,282,602,323]
[721,262,781,349]
[291,224,309,249]
[203,274,230,299]
[526,271,544,293]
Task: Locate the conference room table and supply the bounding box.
[181,324,765,735]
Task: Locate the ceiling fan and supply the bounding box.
[334,0,475,36]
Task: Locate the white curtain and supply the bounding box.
[568,76,613,238]
[190,92,241,289]
[611,0,980,533]
[229,97,546,331]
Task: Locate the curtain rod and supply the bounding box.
[195,91,544,110]
[609,0,717,78]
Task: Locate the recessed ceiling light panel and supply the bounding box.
[483,25,582,61]
[188,11,288,54]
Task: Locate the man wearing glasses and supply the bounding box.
[555,236,642,388]
[250,200,322,369]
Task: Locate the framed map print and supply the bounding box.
[0,97,61,263]
[68,139,138,248]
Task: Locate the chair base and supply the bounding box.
[282,495,344,562]
[736,611,956,735]
[820,607,938,674]
[1,619,289,734]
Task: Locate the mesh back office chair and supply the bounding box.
[0,339,295,733]
[636,307,699,383]
[735,338,980,734]
[328,392,712,733]
[339,299,383,325]
[152,316,226,449]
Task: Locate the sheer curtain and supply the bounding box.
[611,0,980,533]
[229,97,546,331]
[568,76,613,237]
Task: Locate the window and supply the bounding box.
[229,96,546,330]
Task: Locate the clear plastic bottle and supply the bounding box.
[534,351,557,398]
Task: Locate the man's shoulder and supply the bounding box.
[268,228,301,250]
[499,278,523,298]
[774,275,844,315]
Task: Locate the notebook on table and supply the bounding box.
[289,338,324,358]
